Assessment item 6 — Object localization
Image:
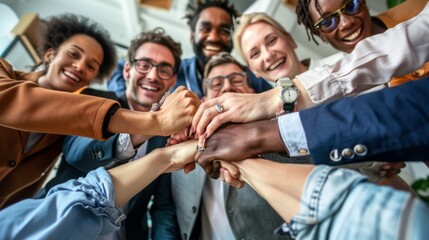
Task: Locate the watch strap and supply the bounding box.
[283,102,294,113]
[277,77,297,114]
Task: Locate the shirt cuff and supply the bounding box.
[116,133,137,160]
[295,64,343,104]
[278,112,310,157]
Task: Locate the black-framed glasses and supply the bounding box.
[204,72,248,91]
[313,0,365,33]
[131,58,176,80]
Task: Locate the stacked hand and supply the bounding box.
[156,86,200,136]
[168,122,258,177]
[162,140,199,173]
[167,89,282,182]
[191,90,278,138]
[379,162,406,177]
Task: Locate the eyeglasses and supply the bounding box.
[131,58,176,80]
[313,0,365,33]
[204,72,248,91]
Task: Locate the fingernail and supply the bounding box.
[382,165,391,170]
[185,127,189,138]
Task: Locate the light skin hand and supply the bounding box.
[166,128,197,174]
[108,87,200,137]
[195,123,259,169]
[217,160,243,188]
[379,162,406,177]
[377,162,414,193]
[166,129,244,178]
[190,87,280,138]
[221,167,245,189]
[221,158,314,222]
[130,134,150,148]
[161,140,199,173]
[108,140,197,207]
[196,119,286,169]
[166,128,190,146]
[155,86,201,136]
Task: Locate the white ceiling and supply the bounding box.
[2,0,388,61]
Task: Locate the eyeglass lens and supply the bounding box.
[209,72,246,90]
[315,0,364,33]
[134,59,174,79]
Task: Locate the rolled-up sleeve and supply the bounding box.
[0,168,125,239]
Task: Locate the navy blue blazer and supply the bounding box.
[43,90,179,240]
[301,77,429,165]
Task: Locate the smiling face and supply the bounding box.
[38,34,103,92]
[309,0,372,53]
[240,21,305,82]
[124,42,177,112]
[205,62,253,99]
[191,7,233,65]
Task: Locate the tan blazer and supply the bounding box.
[0,59,119,208]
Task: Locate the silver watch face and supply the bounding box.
[281,88,298,103]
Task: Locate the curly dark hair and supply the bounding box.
[127,27,182,73]
[183,0,240,31]
[296,0,321,45]
[37,13,117,81]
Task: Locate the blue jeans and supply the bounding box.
[288,165,429,240]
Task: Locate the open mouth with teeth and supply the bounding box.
[63,70,81,83]
[267,57,286,72]
[204,44,222,53]
[342,27,362,42]
[140,84,160,92]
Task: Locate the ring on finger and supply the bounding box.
[214,103,224,113]
[196,144,205,152]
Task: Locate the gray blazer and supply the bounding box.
[172,166,289,240]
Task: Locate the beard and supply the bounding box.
[193,39,233,66]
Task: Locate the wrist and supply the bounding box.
[150,148,173,172]
[151,111,166,136]
[130,134,149,147]
[261,87,283,118]
[251,119,286,156]
[292,77,315,110]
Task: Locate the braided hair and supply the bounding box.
[296,0,321,45]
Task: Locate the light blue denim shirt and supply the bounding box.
[278,112,309,156]
[0,168,125,239]
[279,166,429,239]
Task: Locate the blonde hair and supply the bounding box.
[233,12,290,64]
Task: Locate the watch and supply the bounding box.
[277,77,298,113]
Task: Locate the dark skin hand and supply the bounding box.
[195,120,407,179]
[380,162,406,177]
[196,119,286,176]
